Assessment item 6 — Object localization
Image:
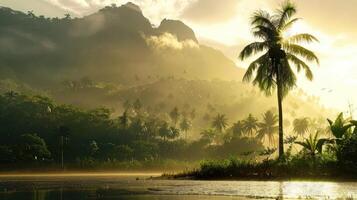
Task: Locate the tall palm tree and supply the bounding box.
[242,114,259,137]
[212,114,228,133]
[256,111,278,145]
[239,1,319,158]
[293,117,309,136]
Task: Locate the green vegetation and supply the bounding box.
[0,92,266,171]
[174,113,357,180]
[0,90,331,173]
[239,0,319,159]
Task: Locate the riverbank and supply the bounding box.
[166,157,357,181]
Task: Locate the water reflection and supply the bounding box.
[1,188,87,200]
[1,175,357,200]
[1,189,245,200]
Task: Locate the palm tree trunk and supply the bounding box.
[61,135,64,170]
[277,86,284,159]
[276,60,284,159]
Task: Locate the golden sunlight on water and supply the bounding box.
[2,174,357,199]
[282,182,342,199]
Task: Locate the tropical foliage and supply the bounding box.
[327,113,353,140]
[295,132,329,157]
[0,92,264,169]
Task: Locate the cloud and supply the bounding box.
[44,0,91,14]
[145,33,198,50]
[0,29,56,55]
[181,0,240,24]
[43,0,191,24]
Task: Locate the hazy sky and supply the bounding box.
[0,0,356,113]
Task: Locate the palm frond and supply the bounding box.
[243,53,269,82]
[251,10,277,30]
[279,17,300,31]
[252,57,276,96]
[280,58,297,96]
[277,0,297,30]
[328,113,353,139]
[239,42,269,60]
[287,53,314,80]
[327,118,333,126]
[286,33,319,44]
[252,25,277,41]
[256,130,265,141]
[295,141,310,150]
[282,43,319,64]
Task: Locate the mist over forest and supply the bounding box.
[0,2,335,170]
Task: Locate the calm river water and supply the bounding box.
[0,173,357,199]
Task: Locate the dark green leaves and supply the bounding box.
[239,0,318,98]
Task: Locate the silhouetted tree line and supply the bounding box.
[0,92,263,168]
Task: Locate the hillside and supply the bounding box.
[45,77,332,139]
[0,3,243,87]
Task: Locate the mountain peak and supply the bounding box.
[122,2,142,13]
[158,19,198,43]
[99,2,142,15]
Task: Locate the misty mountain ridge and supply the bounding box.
[0,2,242,87]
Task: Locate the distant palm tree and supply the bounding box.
[159,122,170,141]
[200,129,216,145]
[212,114,228,133]
[293,117,309,136]
[27,10,35,18]
[239,1,319,158]
[64,13,71,20]
[170,107,180,126]
[180,118,192,139]
[242,114,259,137]
[232,120,244,138]
[256,111,278,145]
